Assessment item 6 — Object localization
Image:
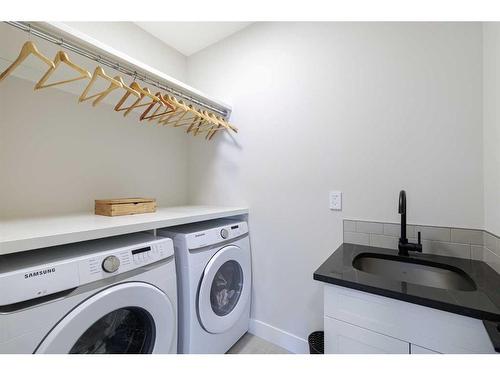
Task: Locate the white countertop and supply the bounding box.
[0,206,248,255]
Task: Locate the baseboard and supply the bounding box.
[249,319,309,354]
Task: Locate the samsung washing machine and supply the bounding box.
[158,219,251,354]
[0,233,177,354]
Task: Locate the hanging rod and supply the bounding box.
[4,21,229,117]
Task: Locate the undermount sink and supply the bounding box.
[352,253,477,291]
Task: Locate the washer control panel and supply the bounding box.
[0,235,174,306]
[80,240,173,285]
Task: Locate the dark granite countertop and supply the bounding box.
[313,243,500,352]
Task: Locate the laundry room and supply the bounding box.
[1,1,500,373]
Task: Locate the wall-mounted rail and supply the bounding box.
[4,21,231,118]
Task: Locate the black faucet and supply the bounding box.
[398,190,422,256]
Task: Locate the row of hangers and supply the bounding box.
[0,41,237,140]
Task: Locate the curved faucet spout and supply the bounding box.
[397,190,422,256]
[399,190,407,243]
[398,190,406,215]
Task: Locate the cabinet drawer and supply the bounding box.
[324,316,409,354]
[324,284,495,353]
[410,344,441,354]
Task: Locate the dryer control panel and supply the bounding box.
[0,234,173,306]
[184,221,248,250]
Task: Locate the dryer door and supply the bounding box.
[35,282,175,354]
[197,245,251,334]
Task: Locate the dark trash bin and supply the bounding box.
[308,331,324,354]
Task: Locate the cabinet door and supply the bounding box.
[325,316,409,354]
[410,344,440,354]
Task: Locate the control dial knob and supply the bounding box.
[220,228,229,239]
[102,255,120,273]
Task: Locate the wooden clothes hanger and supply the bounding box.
[159,108,187,126]
[0,41,55,83]
[92,76,140,106]
[157,95,208,126]
[117,84,162,117]
[157,96,193,125]
[167,102,205,127]
[207,129,220,140]
[203,114,221,140]
[185,107,222,136]
[197,124,223,136]
[114,81,142,112]
[172,106,204,128]
[200,111,237,132]
[202,111,225,131]
[191,109,221,136]
[154,96,227,135]
[195,122,219,137]
[159,106,190,126]
[106,76,141,103]
[210,113,238,135]
[79,67,123,106]
[141,93,234,140]
[198,112,236,140]
[150,94,180,123]
[34,51,91,90]
[205,120,222,139]
[186,115,207,135]
[139,93,175,122]
[205,114,232,140]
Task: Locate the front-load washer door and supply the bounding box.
[197,245,251,334]
[35,282,175,354]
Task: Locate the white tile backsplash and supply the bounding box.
[414,226,451,242]
[450,229,484,245]
[356,221,384,234]
[343,220,356,232]
[343,219,500,275]
[485,232,500,255]
[369,234,399,250]
[422,240,471,259]
[383,223,415,238]
[344,231,370,246]
[471,245,484,261]
[484,248,500,274]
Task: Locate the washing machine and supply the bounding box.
[158,219,251,354]
[0,233,177,354]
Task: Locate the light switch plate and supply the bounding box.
[329,191,342,210]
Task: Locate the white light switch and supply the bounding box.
[329,191,342,210]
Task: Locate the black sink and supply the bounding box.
[352,252,477,291]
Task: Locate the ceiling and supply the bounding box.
[135,22,252,56]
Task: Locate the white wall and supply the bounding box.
[483,23,500,236]
[0,23,189,218]
[0,76,188,218]
[186,22,484,351]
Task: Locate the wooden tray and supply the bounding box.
[95,198,156,217]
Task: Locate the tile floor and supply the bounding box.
[227,333,291,354]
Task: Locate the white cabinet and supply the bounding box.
[323,284,496,354]
[410,344,440,354]
[325,316,409,354]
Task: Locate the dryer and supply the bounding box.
[0,233,177,354]
[158,219,251,354]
